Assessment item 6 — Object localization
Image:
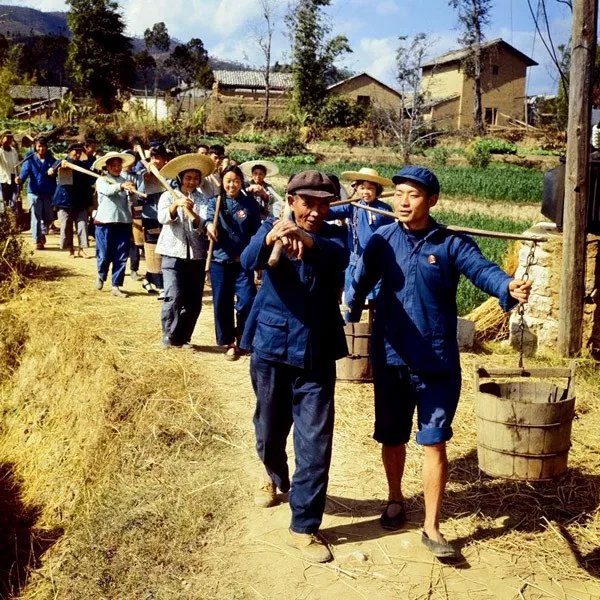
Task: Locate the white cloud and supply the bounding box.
[375,1,402,16]
[213,0,260,34]
[351,37,398,86]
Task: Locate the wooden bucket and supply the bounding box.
[132,218,144,246]
[337,322,372,382]
[144,242,162,274]
[474,364,575,481]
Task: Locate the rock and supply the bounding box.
[457,318,475,350]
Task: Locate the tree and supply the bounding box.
[253,0,279,121]
[287,0,352,116]
[166,38,214,89]
[449,0,493,135]
[134,50,156,97]
[0,44,22,117]
[66,0,135,112]
[143,22,170,120]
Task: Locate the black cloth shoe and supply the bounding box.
[380,501,406,530]
[421,532,457,558]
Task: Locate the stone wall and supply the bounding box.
[509,223,600,357]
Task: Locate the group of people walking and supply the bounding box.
[14,132,533,565]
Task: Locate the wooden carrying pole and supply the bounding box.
[347,202,550,243]
[61,161,148,200]
[205,195,222,272]
[558,0,598,357]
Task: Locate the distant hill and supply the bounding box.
[0,5,69,37]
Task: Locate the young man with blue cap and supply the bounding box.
[346,165,531,558]
[240,170,349,563]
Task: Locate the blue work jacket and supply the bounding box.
[51,157,91,210]
[328,199,395,264]
[129,168,174,221]
[240,218,350,370]
[206,191,262,264]
[346,219,516,373]
[19,153,56,196]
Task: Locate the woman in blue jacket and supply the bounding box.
[206,165,262,360]
[18,136,56,250]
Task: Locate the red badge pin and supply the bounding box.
[237,209,246,219]
[428,255,437,264]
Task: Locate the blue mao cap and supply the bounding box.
[392,166,440,196]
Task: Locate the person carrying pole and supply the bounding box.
[346,166,532,559]
[155,153,215,349]
[205,165,262,361]
[240,170,349,564]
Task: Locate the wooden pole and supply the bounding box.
[558,0,598,357]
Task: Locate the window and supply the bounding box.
[492,65,499,76]
[357,95,371,107]
[484,107,498,125]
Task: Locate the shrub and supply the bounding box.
[256,132,308,158]
[431,147,451,167]
[467,144,491,168]
[0,210,35,298]
[472,137,517,155]
[318,96,367,128]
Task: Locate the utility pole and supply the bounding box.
[558,0,598,357]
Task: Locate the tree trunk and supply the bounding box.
[473,37,484,134]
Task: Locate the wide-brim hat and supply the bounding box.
[239,160,279,178]
[93,151,136,171]
[160,153,215,179]
[341,167,392,188]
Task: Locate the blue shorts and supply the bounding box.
[373,364,461,446]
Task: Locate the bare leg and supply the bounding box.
[422,442,447,543]
[382,444,406,518]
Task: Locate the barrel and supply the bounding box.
[474,364,576,481]
[337,322,372,382]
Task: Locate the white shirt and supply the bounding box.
[0,147,19,184]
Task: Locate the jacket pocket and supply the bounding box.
[253,311,288,358]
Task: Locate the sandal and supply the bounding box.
[421,532,458,558]
[142,280,158,294]
[380,500,406,530]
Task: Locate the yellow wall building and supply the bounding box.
[326,72,403,113]
[420,39,538,130]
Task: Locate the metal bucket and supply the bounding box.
[474,364,575,481]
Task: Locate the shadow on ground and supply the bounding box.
[323,450,600,578]
[0,463,62,598]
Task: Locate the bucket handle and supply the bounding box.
[473,361,576,397]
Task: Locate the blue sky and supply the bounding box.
[6,0,574,95]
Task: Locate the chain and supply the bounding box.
[518,241,538,369]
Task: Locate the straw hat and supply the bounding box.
[93,151,136,171]
[159,153,215,179]
[340,167,392,187]
[239,160,279,178]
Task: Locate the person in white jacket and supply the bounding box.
[155,153,215,349]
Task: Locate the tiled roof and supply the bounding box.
[327,72,402,99]
[422,39,537,69]
[9,86,68,101]
[214,70,293,90]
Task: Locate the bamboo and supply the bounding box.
[60,161,148,200]
[348,202,550,242]
[205,194,222,272]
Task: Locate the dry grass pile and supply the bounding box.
[0,212,36,299]
[334,351,600,589]
[466,241,521,344]
[0,286,238,599]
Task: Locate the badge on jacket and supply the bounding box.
[427,255,437,264]
[237,209,246,219]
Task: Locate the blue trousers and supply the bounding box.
[28,193,54,243]
[251,354,336,534]
[95,223,131,287]
[210,261,256,346]
[161,256,206,345]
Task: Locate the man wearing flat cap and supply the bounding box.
[347,165,532,558]
[240,170,349,563]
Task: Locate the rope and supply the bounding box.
[518,241,538,369]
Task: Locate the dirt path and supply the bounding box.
[26,235,600,600]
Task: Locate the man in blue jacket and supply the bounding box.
[346,166,531,558]
[18,136,56,250]
[240,170,349,563]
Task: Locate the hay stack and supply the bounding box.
[466,242,520,344]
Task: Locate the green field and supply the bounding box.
[432,210,533,315]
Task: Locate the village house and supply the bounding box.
[420,38,538,130]
[326,72,403,113]
[10,85,69,118]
